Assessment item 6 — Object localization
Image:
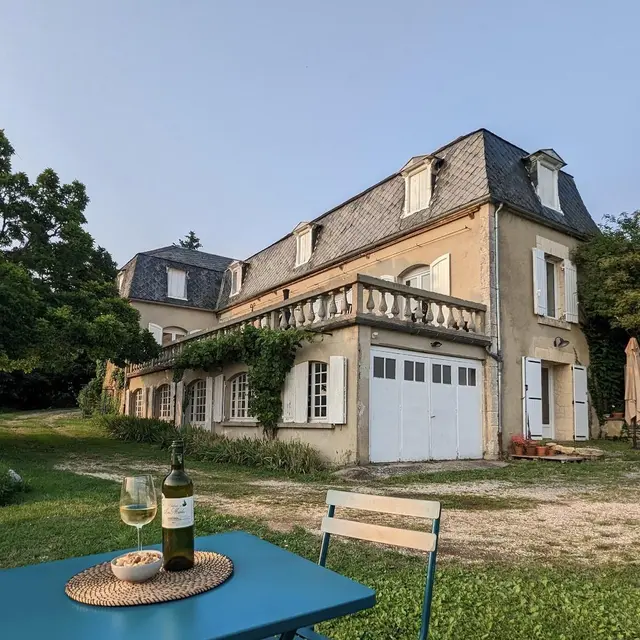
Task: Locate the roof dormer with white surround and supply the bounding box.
[526,149,565,213]
[400,156,439,218]
[293,222,316,267]
[228,260,244,297]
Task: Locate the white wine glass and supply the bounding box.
[120,475,157,551]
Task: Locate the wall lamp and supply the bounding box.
[431,341,443,348]
[554,337,570,348]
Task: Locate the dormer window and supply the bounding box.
[527,149,565,213]
[400,156,436,217]
[293,222,315,267]
[167,267,187,300]
[229,261,244,296]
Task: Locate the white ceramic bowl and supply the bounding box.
[110,551,163,583]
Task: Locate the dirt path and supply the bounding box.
[57,459,640,566]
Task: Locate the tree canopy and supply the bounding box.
[0,129,159,372]
[178,231,202,250]
[574,211,640,333]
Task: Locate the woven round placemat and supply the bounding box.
[65,551,233,607]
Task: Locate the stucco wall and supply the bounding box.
[498,210,589,439]
[131,300,216,335]
[126,326,360,464]
[218,205,492,321]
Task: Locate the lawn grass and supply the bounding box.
[1,412,640,639]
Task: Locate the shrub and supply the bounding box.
[98,415,325,474]
[0,463,27,506]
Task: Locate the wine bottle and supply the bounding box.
[162,439,194,571]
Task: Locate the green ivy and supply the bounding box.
[173,326,313,437]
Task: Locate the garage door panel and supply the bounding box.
[430,361,458,460]
[369,354,401,462]
[399,357,430,461]
[457,364,483,459]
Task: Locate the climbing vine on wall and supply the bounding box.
[172,326,313,437]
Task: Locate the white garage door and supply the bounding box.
[369,347,483,462]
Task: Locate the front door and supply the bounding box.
[429,360,458,460]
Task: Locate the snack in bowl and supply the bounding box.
[111,550,163,582]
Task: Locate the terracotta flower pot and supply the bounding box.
[536,446,547,457]
[513,444,525,456]
[525,444,537,456]
[546,446,556,456]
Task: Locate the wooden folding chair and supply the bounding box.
[294,489,442,640]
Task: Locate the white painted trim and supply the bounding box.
[541,365,555,440]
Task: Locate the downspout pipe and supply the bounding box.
[493,202,505,456]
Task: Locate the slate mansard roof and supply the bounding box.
[216,129,598,309]
[119,246,234,310]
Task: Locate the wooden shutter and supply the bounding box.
[213,374,224,423]
[564,259,579,323]
[148,323,163,344]
[282,369,296,423]
[522,357,543,438]
[532,248,547,316]
[573,365,589,440]
[431,254,450,295]
[124,389,130,416]
[146,386,155,419]
[328,356,347,424]
[174,381,184,427]
[293,362,308,424]
[204,377,214,431]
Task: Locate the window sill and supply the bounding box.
[537,315,571,330]
[279,422,334,430]
[167,295,188,301]
[221,420,258,428]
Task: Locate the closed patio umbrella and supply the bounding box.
[624,337,640,449]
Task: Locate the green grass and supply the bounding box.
[1,412,640,639]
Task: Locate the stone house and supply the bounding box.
[120,129,598,465]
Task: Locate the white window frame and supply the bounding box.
[188,379,207,425]
[544,257,559,319]
[536,160,562,212]
[295,229,313,267]
[229,264,243,297]
[230,372,252,421]
[403,266,431,290]
[308,361,328,422]
[158,384,172,420]
[167,267,187,300]
[163,326,187,344]
[117,272,124,294]
[403,165,431,217]
[133,389,144,417]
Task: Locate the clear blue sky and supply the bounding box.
[1,0,637,266]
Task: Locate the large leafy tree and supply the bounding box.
[0,129,159,372]
[574,211,639,424]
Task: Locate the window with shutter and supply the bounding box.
[296,230,312,266]
[536,162,561,211]
[405,167,431,216]
[167,268,187,299]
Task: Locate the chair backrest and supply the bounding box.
[319,490,441,640]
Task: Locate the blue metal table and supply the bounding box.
[0,531,374,640]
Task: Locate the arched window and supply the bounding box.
[308,362,328,421]
[156,384,172,420]
[162,326,187,345]
[229,373,251,420]
[132,389,144,417]
[402,265,431,290]
[186,379,207,425]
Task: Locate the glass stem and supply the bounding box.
[137,525,142,551]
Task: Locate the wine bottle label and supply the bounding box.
[162,496,194,529]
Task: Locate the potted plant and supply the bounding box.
[536,443,548,457]
[525,440,538,456]
[511,435,526,456]
[546,442,556,456]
